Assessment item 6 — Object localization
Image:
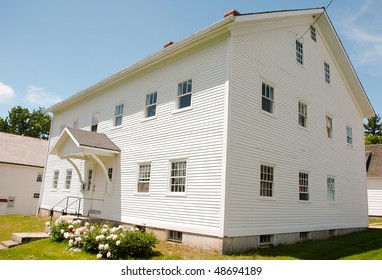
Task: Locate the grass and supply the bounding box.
[1,214,382,260]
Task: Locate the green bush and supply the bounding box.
[47,218,158,259]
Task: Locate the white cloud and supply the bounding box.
[0,81,16,103]
[24,85,62,107]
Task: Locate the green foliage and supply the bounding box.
[0,106,51,139]
[365,134,382,145]
[364,114,382,136]
[47,218,159,259]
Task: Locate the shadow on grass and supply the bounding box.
[231,229,382,260]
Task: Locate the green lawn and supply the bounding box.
[1,214,382,260]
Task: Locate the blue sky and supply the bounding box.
[1,0,381,118]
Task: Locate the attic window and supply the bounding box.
[7,197,15,208]
[296,40,304,65]
[310,25,317,42]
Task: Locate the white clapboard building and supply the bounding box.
[39,8,375,253]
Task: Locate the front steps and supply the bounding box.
[0,232,50,250]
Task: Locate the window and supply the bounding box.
[346,126,353,145]
[298,101,308,128]
[326,116,333,139]
[33,193,40,199]
[91,113,99,132]
[260,165,274,197]
[296,40,304,65]
[262,83,274,114]
[299,172,309,201]
[145,92,157,118]
[36,172,43,182]
[108,168,113,181]
[53,170,59,189]
[170,160,187,193]
[327,177,335,202]
[73,120,79,129]
[65,169,72,189]
[328,229,336,237]
[177,79,192,109]
[300,232,310,240]
[114,104,124,126]
[168,230,183,242]
[259,235,272,246]
[310,25,317,42]
[87,169,93,191]
[137,164,151,193]
[324,62,331,84]
[7,197,15,208]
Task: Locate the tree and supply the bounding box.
[0,106,51,139]
[364,114,382,136]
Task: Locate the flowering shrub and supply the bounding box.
[47,217,158,259]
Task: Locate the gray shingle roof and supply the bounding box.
[66,128,120,152]
[0,132,48,167]
[365,144,382,177]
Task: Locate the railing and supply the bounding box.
[49,196,103,221]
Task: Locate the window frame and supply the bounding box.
[326,115,333,139]
[87,169,93,191]
[137,163,151,193]
[324,62,331,84]
[114,104,124,127]
[65,169,72,190]
[261,82,275,115]
[53,170,59,189]
[298,101,308,128]
[91,112,99,132]
[168,159,188,194]
[36,172,43,182]
[145,92,157,118]
[260,164,274,198]
[310,25,317,42]
[327,177,336,202]
[176,79,193,110]
[168,230,183,242]
[296,40,304,65]
[346,126,353,146]
[299,172,309,201]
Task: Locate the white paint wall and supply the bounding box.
[225,15,368,236]
[0,163,42,215]
[367,178,382,216]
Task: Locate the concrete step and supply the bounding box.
[0,240,19,248]
[12,232,50,244]
[0,243,6,250]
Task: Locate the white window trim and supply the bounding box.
[136,162,152,194]
[296,39,304,66]
[52,170,59,189]
[326,114,334,140]
[346,125,353,147]
[91,112,99,132]
[327,176,336,203]
[298,100,309,130]
[259,163,276,199]
[65,169,72,190]
[167,158,188,196]
[324,61,331,84]
[144,91,158,119]
[298,171,310,202]
[114,103,124,127]
[173,78,193,113]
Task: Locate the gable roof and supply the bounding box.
[44,8,374,118]
[49,127,120,159]
[365,144,382,177]
[0,132,48,168]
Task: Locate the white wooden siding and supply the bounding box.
[225,16,368,236]
[367,178,382,216]
[42,35,228,236]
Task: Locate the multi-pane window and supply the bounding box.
[260,165,274,197]
[36,172,43,182]
[114,104,124,126]
[324,62,331,84]
[296,40,304,65]
[177,79,192,109]
[137,164,151,193]
[91,113,99,132]
[7,197,15,208]
[298,101,308,128]
[299,172,309,201]
[170,161,187,193]
[87,169,93,191]
[262,83,274,114]
[310,25,317,42]
[145,92,157,118]
[53,170,59,189]
[108,168,113,181]
[33,193,40,199]
[168,230,183,242]
[259,235,272,245]
[65,169,72,189]
[346,126,353,145]
[326,116,333,139]
[327,177,335,202]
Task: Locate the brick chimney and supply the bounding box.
[224,9,241,18]
[164,41,174,48]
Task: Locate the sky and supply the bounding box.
[1,0,382,119]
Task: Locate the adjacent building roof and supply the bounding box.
[0,132,48,168]
[365,144,382,177]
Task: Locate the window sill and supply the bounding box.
[166,192,187,197]
[298,200,310,203]
[172,106,193,115]
[298,124,310,132]
[110,125,123,131]
[63,189,70,192]
[260,109,277,119]
[346,143,354,149]
[134,192,150,196]
[258,196,276,201]
[51,189,58,192]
